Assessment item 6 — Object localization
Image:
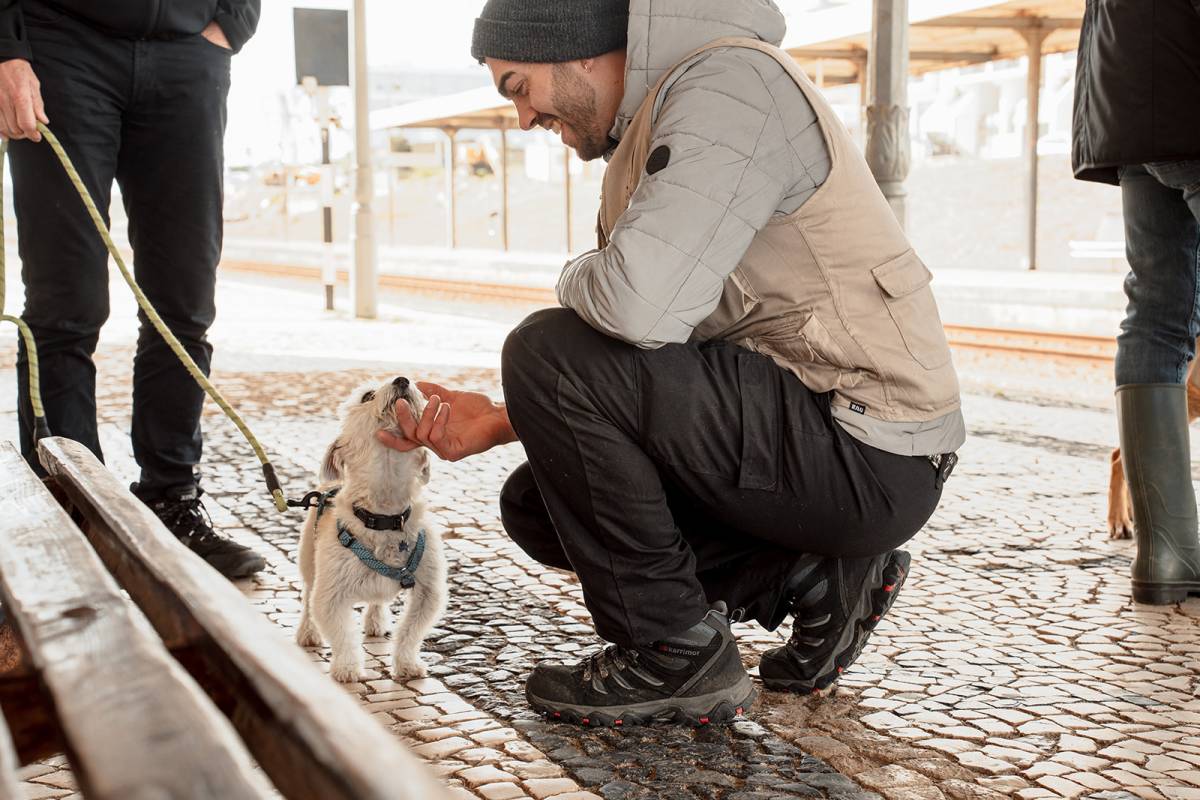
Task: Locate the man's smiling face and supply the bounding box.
[485,53,626,162]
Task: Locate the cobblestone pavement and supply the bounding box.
[3,274,1200,799]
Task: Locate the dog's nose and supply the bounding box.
[392,376,410,392]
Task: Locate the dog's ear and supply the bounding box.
[321,440,345,483]
[416,449,431,486]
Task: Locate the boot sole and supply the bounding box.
[762,551,910,694]
[527,675,757,728]
[1132,580,1200,605]
[211,554,267,580]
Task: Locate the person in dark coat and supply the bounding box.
[1072,0,1200,605]
[0,0,266,579]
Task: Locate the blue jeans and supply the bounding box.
[1116,161,1200,386]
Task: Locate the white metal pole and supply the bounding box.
[350,0,377,319]
[865,0,911,228]
[317,89,335,311]
[444,128,458,249]
[500,125,510,252]
[1022,26,1047,271]
[564,145,573,252]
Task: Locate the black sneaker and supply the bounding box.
[759,550,910,694]
[134,483,267,580]
[525,602,756,727]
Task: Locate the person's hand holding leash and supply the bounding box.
[378,381,517,462]
[0,59,47,141]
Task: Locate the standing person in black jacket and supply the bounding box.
[1073,0,1200,604]
[0,0,265,580]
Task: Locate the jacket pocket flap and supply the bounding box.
[872,251,933,298]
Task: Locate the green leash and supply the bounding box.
[1,124,288,512]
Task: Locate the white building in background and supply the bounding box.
[910,51,1077,161]
[812,51,1078,164]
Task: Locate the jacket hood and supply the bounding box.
[609,0,787,143]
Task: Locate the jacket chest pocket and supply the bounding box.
[871,251,952,370]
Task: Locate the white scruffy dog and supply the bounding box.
[296,376,446,683]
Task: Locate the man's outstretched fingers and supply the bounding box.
[427,402,451,457]
[417,381,448,398]
[415,394,442,443]
[376,429,420,453]
[396,399,421,440]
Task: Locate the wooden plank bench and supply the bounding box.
[0,438,449,800]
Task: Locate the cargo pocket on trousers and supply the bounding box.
[871,251,953,370]
[736,351,781,491]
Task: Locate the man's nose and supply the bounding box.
[393,376,410,392]
[515,99,537,131]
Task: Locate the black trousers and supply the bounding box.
[500,309,944,647]
[12,4,230,495]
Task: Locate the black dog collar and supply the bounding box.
[353,505,412,531]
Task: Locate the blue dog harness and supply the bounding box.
[298,487,426,588]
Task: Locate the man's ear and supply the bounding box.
[321,440,345,483]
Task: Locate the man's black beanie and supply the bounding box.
[471,0,630,64]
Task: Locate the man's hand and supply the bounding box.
[376,381,517,462]
[0,59,46,141]
[201,20,232,50]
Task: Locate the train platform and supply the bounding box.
[216,238,1131,338]
[1,268,1196,800]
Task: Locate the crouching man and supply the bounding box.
[380,0,965,726]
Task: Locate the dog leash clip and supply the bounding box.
[287,490,325,510]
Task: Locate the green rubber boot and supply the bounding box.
[1117,383,1200,604]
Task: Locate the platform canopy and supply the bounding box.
[784,0,1083,86]
[371,0,1084,131]
[370,86,515,132]
[371,0,1085,267]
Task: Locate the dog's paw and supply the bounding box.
[295,620,323,647]
[392,656,428,680]
[1108,517,1134,540]
[329,660,365,683]
[296,629,324,648]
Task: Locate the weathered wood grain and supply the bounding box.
[0,705,24,800]
[0,442,267,800]
[0,674,60,765]
[40,437,448,800]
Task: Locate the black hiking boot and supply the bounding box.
[525,602,756,727]
[134,483,267,580]
[759,550,910,694]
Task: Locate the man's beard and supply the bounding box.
[550,63,610,161]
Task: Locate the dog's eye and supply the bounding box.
[360,390,376,403]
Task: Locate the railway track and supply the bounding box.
[220,260,1119,363]
[944,325,1115,363]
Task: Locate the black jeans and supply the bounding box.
[12,4,230,495]
[500,309,944,648]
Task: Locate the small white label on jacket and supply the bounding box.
[849,402,866,414]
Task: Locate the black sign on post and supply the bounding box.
[294,8,350,87]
